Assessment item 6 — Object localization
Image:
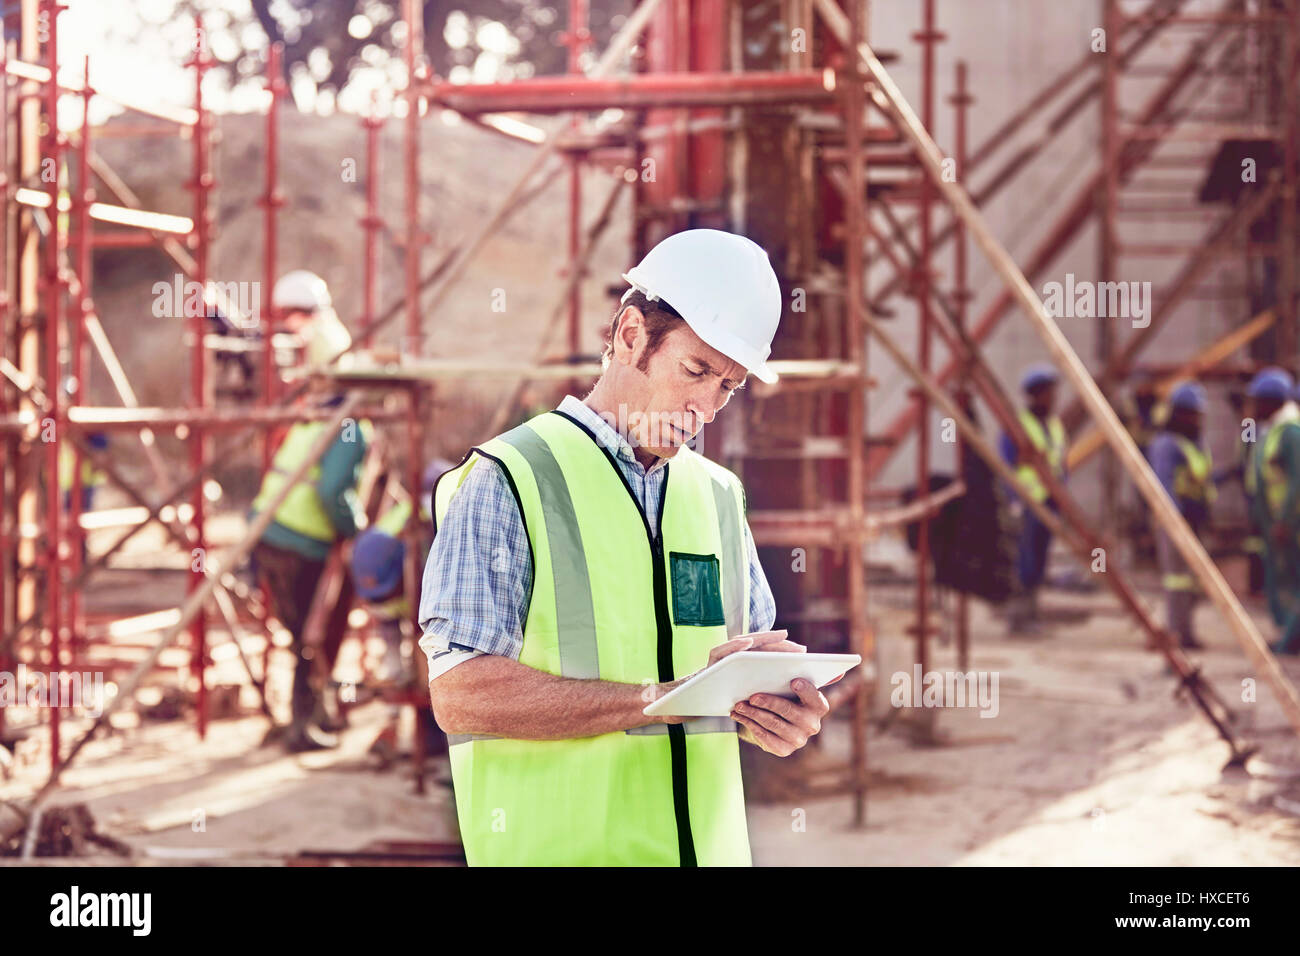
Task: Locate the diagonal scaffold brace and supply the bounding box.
[815,0,1300,747]
[0,394,364,846]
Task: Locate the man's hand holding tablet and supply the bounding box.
[650,630,852,757]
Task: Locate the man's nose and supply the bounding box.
[688,395,718,427]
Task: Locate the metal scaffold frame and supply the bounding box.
[3,0,1298,828]
[0,0,406,785]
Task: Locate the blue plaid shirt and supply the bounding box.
[418,395,776,664]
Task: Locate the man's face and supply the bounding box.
[1028,383,1057,417]
[282,308,315,333]
[610,307,748,460]
[1172,407,1203,439]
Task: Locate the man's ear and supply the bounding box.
[611,305,644,367]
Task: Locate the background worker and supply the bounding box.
[59,432,108,563]
[1120,371,1160,563]
[999,363,1067,635]
[348,460,452,765]
[1148,381,1214,649]
[1227,369,1295,593]
[420,229,829,866]
[271,269,353,371]
[1249,368,1300,654]
[250,390,369,751]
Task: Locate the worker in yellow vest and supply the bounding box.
[59,432,108,563]
[1249,369,1300,654]
[58,432,108,512]
[348,460,453,766]
[1119,372,1160,562]
[420,230,830,866]
[999,363,1067,635]
[272,270,354,371]
[1148,382,1215,649]
[1241,369,1296,596]
[250,394,369,751]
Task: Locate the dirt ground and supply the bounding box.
[6,558,1300,866]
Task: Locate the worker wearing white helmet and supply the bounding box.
[271,269,353,370]
[420,229,831,866]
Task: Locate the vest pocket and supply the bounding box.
[669,552,726,627]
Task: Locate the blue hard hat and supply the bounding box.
[1247,367,1294,401]
[1021,362,1059,393]
[422,458,456,498]
[350,528,406,601]
[1168,381,1207,413]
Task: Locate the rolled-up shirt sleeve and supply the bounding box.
[744,519,777,633]
[418,458,533,679]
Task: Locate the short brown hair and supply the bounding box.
[602,290,685,373]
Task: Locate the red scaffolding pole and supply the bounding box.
[185,17,213,739]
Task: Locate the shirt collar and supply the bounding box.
[556,395,668,475]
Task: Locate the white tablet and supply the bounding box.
[642,651,861,718]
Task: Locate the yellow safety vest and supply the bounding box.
[1015,409,1066,504]
[1171,434,1216,506]
[374,499,412,538]
[1256,419,1300,523]
[58,444,104,493]
[434,410,753,866]
[251,419,369,543]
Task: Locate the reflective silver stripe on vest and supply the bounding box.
[446,732,501,746]
[711,478,745,637]
[451,720,735,744]
[498,423,600,680]
[625,716,737,736]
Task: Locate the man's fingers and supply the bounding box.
[790,677,831,714]
[731,712,794,757]
[759,640,806,653]
[733,700,809,748]
[745,691,822,736]
[746,629,791,648]
[747,629,806,653]
[706,636,754,666]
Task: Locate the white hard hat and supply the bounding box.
[621,229,782,384]
[272,270,332,313]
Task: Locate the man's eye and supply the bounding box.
[684,366,705,378]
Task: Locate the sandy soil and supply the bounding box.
[7,563,1300,866]
[748,580,1300,866]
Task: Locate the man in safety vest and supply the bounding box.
[251,393,369,751]
[349,461,453,765]
[1148,381,1214,649]
[1240,368,1296,598]
[59,432,108,564]
[1119,372,1160,562]
[419,229,828,866]
[272,270,354,371]
[998,363,1067,636]
[1248,368,1300,653]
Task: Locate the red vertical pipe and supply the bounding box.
[951,60,971,671]
[68,54,90,663]
[912,0,938,677]
[361,95,382,349]
[1279,5,1297,358]
[42,0,63,773]
[689,0,725,226]
[261,42,283,468]
[0,41,9,740]
[566,0,587,364]
[1098,0,1119,535]
[845,0,869,828]
[189,17,211,739]
[403,0,423,359]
